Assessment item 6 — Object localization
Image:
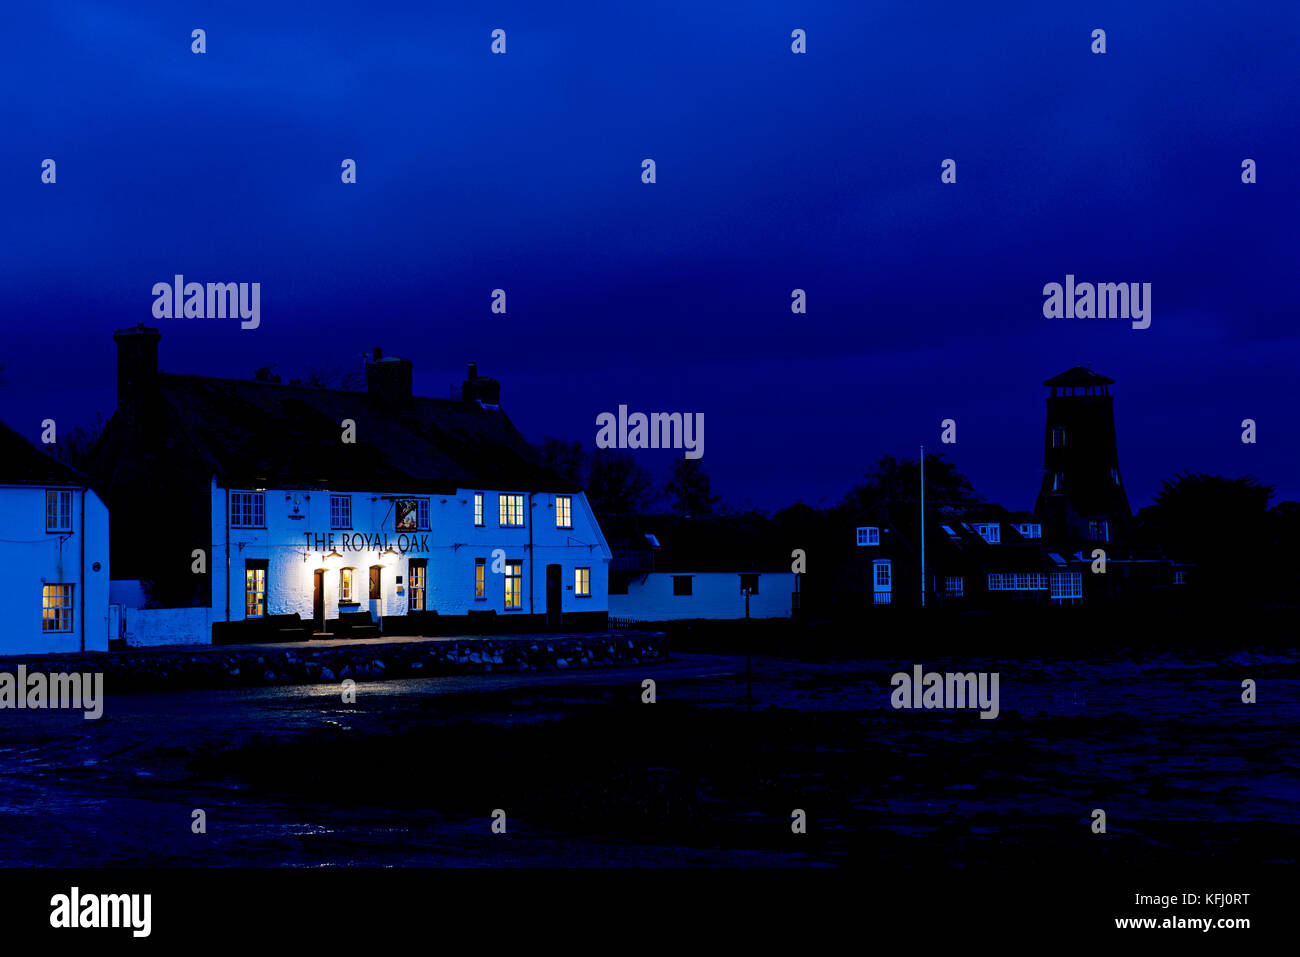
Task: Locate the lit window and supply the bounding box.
[339,568,354,602]
[856,526,879,546]
[408,560,426,610]
[556,495,572,529]
[231,491,266,528]
[504,560,523,609]
[973,523,1001,544]
[1052,427,1066,448]
[874,560,891,589]
[45,490,73,533]
[473,493,484,527]
[330,494,352,529]
[474,558,486,599]
[672,575,693,596]
[499,494,525,527]
[42,584,73,632]
[575,566,591,597]
[245,564,267,617]
[944,576,964,596]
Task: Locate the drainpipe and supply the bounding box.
[527,492,536,616]
[79,489,86,653]
[224,485,231,622]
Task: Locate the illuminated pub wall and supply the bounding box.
[208,479,611,640]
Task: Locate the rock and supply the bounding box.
[340,665,353,679]
[263,670,276,681]
[556,659,569,668]
[373,659,385,671]
[320,667,336,682]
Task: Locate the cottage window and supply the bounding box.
[45,490,74,533]
[42,584,74,632]
[245,562,267,617]
[473,493,484,527]
[504,561,523,609]
[856,526,879,546]
[556,495,572,529]
[330,495,352,529]
[231,491,266,528]
[575,567,591,597]
[499,494,525,527]
[474,558,486,599]
[339,567,354,603]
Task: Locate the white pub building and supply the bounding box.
[90,327,611,646]
[0,421,111,655]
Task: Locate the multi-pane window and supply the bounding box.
[672,575,693,596]
[973,523,1001,544]
[556,495,572,529]
[575,566,591,597]
[1173,571,1186,585]
[1089,519,1110,542]
[395,499,430,531]
[1050,572,1083,599]
[474,558,486,599]
[856,526,879,546]
[245,563,267,617]
[42,584,73,632]
[231,491,266,528]
[944,576,964,596]
[874,560,892,589]
[988,572,1048,591]
[499,494,525,527]
[408,560,426,610]
[1052,427,1066,448]
[45,490,73,532]
[339,568,354,602]
[330,494,352,529]
[504,561,522,609]
[473,493,484,527]
[1013,523,1041,539]
[417,499,430,530]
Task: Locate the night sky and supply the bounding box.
[4,1,1297,512]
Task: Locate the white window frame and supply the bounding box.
[973,523,1001,544]
[45,489,74,533]
[556,495,573,529]
[499,493,525,527]
[504,560,523,609]
[856,526,880,546]
[944,576,964,596]
[873,559,891,590]
[231,490,266,528]
[473,492,484,527]
[1013,523,1041,540]
[330,494,352,530]
[575,566,591,597]
[1050,571,1083,599]
[42,583,74,633]
[339,567,354,603]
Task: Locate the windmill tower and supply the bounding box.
[1033,367,1131,547]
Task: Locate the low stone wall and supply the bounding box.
[0,632,666,694]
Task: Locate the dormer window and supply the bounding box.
[973,523,1000,544]
[1013,523,1042,539]
[856,526,879,546]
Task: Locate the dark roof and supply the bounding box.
[601,512,794,573]
[91,374,579,494]
[0,420,89,486]
[1043,366,1115,387]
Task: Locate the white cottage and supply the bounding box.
[0,421,111,655]
[89,327,611,646]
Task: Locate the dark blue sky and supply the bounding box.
[4,1,1297,511]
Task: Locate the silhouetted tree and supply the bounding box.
[842,452,981,512]
[663,458,721,518]
[586,449,658,514]
[53,412,107,471]
[539,437,586,487]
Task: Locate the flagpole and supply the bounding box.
[920,445,926,610]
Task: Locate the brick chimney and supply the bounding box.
[366,348,413,406]
[113,324,162,423]
[461,361,501,407]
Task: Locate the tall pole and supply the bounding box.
[920,445,926,610]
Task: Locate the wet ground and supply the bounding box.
[0,648,1296,867]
